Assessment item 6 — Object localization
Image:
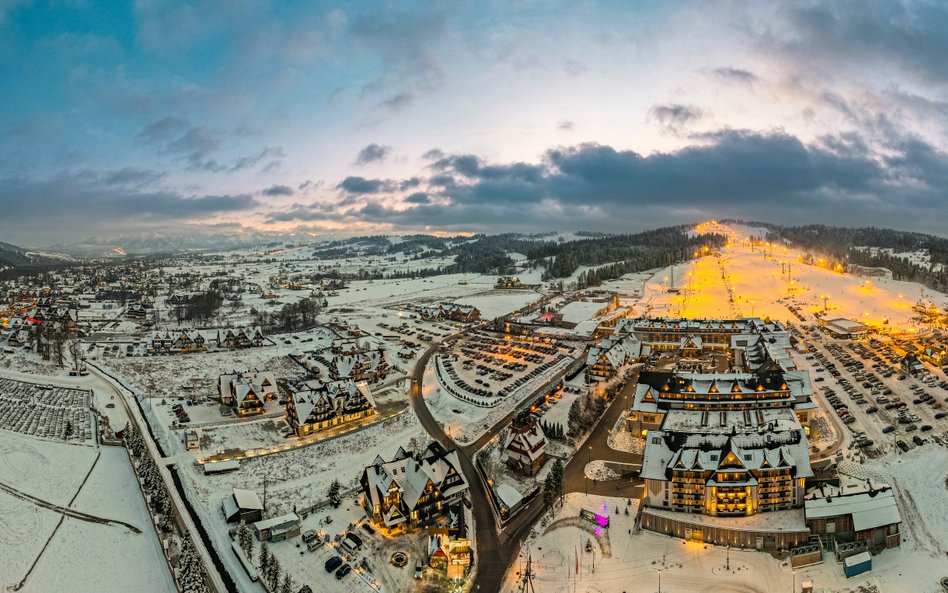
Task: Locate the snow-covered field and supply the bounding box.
[0,431,174,593]
[21,447,177,593]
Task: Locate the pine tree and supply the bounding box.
[238,521,254,558]
[327,479,342,508]
[542,472,556,514]
[266,556,281,590]
[280,573,294,593]
[258,540,271,574]
[551,459,565,505]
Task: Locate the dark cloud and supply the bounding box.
[267,129,947,236]
[404,191,429,204]
[558,120,575,131]
[0,170,259,245]
[337,176,396,194]
[262,184,294,196]
[399,177,421,190]
[710,67,758,85]
[355,143,391,165]
[648,104,704,133]
[422,148,445,160]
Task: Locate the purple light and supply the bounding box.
[594,527,602,536]
[595,513,609,527]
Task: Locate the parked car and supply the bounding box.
[335,564,352,579]
[325,556,344,573]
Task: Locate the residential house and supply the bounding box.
[219,370,278,416]
[285,379,375,436]
[502,418,547,476]
[360,442,469,532]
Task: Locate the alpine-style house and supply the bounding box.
[360,442,469,532]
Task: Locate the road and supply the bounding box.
[408,337,644,591]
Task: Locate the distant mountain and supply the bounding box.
[0,241,72,269]
[49,230,330,257]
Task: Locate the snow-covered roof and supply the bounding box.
[495,484,524,508]
[253,513,300,531]
[804,488,901,531]
[233,488,263,511]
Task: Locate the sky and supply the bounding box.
[1,0,947,247]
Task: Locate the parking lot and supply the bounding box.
[791,325,948,457]
[0,377,93,441]
[436,330,581,405]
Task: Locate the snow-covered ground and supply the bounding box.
[0,431,174,593]
[505,469,948,593]
[606,414,644,455]
[176,406,429,593]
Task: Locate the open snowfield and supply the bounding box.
[0,431,96,584]
[645,223,948,331]
[21,446,177,593]
[0,431,174,593]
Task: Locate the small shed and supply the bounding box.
[495,484,525,519]
[204,460,240,475]
[222,488,264,524]
[253,513,301,542]
[843,550,872,578]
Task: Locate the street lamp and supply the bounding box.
[585,445,592,495]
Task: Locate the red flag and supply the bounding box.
[575,546,579,575]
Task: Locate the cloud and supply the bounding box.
[778,1,948,84]
[337,176,395,194]
[229,146,285,172]
[355,143,391,165]
[266,128,948,235]
[138,116,191,144]
[262,184,294,196]
[648,104,705,134]
[558,120,575,131]
[404,191,429,204]
[0,170,260,245]
[422,148,445,160]
[710,66,758,85]
[103,167,167,187]
[379,92,413,112]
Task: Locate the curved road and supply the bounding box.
[408,337,644,591]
